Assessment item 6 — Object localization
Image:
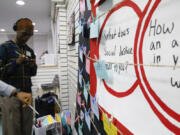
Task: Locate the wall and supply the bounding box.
[31,66,59,99]
[0,34,34,49]
[67,0,79,129]
[56,0,79,133]
[57,5,69,111]
[33,34,54,65]
[0,34,16,44]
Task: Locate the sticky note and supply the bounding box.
[94,60,109,82]
[55,113,61,122]
[65,111,71,125]
[86,57,90,74]
[80,110,84,120]
[107,70,114,84]
[102,112,118,135]
[78,123,83,135]
[83,46,87,55]
[85,81,89,89]
[77,94,81,106]
[65,111,70,117]
[90,20,99,39]
[79,74,82,87]
[80,0,85,13]
[102,112,107,123]
[61,113,67,126]
[47,115,54,124]
[79,48,83,62]
[80,18,85,24]
[85,110,91,131]
[110,122,117,135]
[83,83,88,103]
[86,0,91,10]
[81,24,84,36]
[90,95,99,120]
[102,112,111,134]
[67,117,71,125]
[78,24,82,33]
[79,69,83,87]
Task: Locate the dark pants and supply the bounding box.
[0,97,33,135]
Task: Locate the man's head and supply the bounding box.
[14,18,34,45]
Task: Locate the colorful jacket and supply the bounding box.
[0,40,37,93]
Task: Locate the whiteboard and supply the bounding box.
[90,0,180,134]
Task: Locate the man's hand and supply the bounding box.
[16,55,28,64]
[27,58,36,67]
[16,92,32,105]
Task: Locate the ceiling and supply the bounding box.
[0,0,52,34]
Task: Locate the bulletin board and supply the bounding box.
[76,0,180,135]
[75,0,107,134]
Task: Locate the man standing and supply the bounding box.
[0,18,37,135]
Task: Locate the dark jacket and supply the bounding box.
[0,40,37,93]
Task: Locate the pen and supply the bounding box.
[29,104,40,115]
[23,98,40,115]
[15,51,22,56]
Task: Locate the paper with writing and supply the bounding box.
[90,95,99,120]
